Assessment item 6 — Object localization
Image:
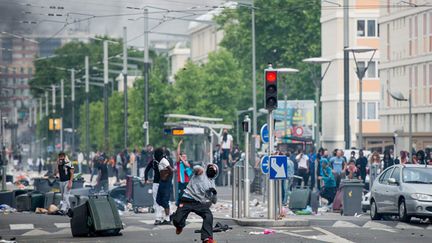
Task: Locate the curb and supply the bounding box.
[232,218,310,227]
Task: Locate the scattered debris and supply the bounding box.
[0,204,16,214]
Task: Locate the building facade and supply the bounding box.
[321,0,381,150]
[379,0,432,151]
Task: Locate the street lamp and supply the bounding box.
[236,107,253,145]
[389,90,412,162]
[345,46,377,150]
[303,57,332,149]
[275,68,299,140]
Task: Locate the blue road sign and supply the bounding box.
[269,155,288,180]
[260,123,269,144]
[260,156,269,174]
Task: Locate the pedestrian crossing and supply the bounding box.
[331,220,432,232]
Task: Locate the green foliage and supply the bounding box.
[216,0,321,101]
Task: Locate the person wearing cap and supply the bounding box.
[173,164,218,243]
[318,158,336,207]
[56,152,74,213]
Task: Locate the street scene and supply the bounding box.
[1,0,432,243]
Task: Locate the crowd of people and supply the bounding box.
[263,147,432,209]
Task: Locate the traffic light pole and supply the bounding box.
[85,56,90,164]
[267,111,275,220]
[243,115,251,218]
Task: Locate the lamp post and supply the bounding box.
[389,90,412,162]
[345,46,377,150]
[303,57,332,149]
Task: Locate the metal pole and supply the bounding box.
[283,81,288,138]
[343,0,350,149]
[237,164,242,218]
[408,90,413,162]
[236,113,240,145]
[144,8,150,146]
[52,85,56,114]
[85,56,90,163]
[71,69,75,156]
[315,84,320,148]
[268,111,275,219]
[60,79,64,151]
[232,165,237,218]
[359,77,363,149]
[45,91,48,116]
[103,40,109,152]
[123,26,128,149]
[1,112,6,191]
[244,115,250,218]
[251,0,257,136]
[39,98,42,121]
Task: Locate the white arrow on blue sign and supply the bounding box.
[269,155,288,180]
[260,155,269,174]
[260,123,269,144]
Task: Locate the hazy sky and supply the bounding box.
[0,0,226,46]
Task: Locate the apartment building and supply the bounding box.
[380,0,432,151]
[321,0,382,150]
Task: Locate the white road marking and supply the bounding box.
[21,229,50,236]
[51,228,71,235]
[54,223,70,228]
[332,221,360,228]
[139,220,155,224]
[261,226,354,243]
[291,229,314,233]
[362,221,393,229]
[10,224,34,230]
[123,226,150,232]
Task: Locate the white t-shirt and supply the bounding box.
[220,134,233,150]
[158,158,170,171]
[296,154,309,169]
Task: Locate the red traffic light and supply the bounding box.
[265,70,277,83]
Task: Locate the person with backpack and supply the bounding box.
[173,164,218,243]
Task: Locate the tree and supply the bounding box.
[216,0,321,101]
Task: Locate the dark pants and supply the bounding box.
[320,187,336,204]
[173,198,213,241]
[296,167,309,186]
[90,167,98,182]
[156,180,172,209]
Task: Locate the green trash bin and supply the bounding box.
[340,179,364,216]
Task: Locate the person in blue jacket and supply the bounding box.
[319,158,337,207]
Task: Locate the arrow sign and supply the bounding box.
[261,156,269,174]
[269,155,288,179]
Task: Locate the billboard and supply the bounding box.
[274,100,315,140]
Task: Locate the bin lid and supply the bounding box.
[340,179,364,187]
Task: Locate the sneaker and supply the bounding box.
[154,220,162,225]
[160,220,171,225]
[175,226,183,235]
[203,237,216,243]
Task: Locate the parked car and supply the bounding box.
[370,164,432,222]
[362,191,371,212]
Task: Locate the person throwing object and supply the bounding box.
[173,164,218,243]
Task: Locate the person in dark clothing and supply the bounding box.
[355,149,368,183]
[416,150,427,165]
[96,153,109,192]
[173,164,218,243]
[319,159,336,206]
[144,152,164,225]
[382,150,394,169]
[56,152,74,213]
[90,152,99,182]
[155,147,174,225]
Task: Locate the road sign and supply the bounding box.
[260,123,269,144]
[260,155,269,174]
[269,155,288,179]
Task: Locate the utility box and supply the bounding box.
[341,179,364,216]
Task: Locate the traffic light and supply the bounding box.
[265,69,278,110]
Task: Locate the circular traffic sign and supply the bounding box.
[260,123,269,144]
[261,155,269,174]
[293,126,303,137]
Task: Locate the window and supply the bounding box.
[379,168,393,184]
[357,19,378,37]
[357,101,379,120]
[357,61,378,78]
[391,167,401,183]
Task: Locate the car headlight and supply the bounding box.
[411,193,432,201]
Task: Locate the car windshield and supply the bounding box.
[402,167,432,184]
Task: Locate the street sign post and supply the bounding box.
[260,155,269,174]
[269,155,288,180]
[260,123,269,143]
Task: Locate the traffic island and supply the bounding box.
[233,218,310,227]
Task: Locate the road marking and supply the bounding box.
[291,229,314,233]
[154,225,173,230]
[51,228,71,235]
[54,223,70,228]
[139,220,155,224]
[187,218,203,223]
[396,223,424,230]
[123,226,150,232]
[266,227,353,243]
[10,224,34,230]
[22,229,50,236]
[332,221,360,228]
[362,221,393,229]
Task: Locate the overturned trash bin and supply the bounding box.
[340,179,364,216]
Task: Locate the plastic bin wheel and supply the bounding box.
[133,207,139,214]
[149,207,155,213]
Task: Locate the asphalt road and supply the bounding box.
[1,211,432,243]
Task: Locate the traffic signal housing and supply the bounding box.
[265,69,278,110]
